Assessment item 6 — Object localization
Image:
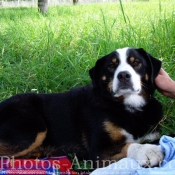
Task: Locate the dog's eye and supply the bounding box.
[133,61,140,66]
[108,64,116,72]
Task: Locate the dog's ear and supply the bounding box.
[146,52,162,83]
[89,55,107,89]
[89,67,94,80]
[138,48,162,83]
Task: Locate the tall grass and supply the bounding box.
[0,1,175,134]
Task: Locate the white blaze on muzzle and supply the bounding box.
[112,47,145,110]
[112,47,141,97]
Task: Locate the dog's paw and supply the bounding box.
[127,143,164,167]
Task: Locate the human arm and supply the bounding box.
[155,68,175,99]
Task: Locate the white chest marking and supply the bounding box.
[121,129,160,143]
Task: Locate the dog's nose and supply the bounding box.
[117,71,131,82]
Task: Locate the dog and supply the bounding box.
[0,47,164,168]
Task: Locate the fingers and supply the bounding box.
[158,68,169,77]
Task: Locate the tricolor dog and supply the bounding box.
[0,47,163,168]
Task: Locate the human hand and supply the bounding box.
[155,68,175,99]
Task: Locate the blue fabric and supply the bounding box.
[90,135,175,175]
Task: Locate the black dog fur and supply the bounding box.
[0,47,162,168]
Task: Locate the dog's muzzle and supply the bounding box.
[117,71,134,90]
[117,71,131,83]
[112,70,141,97]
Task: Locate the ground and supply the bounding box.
[0,0,175,135]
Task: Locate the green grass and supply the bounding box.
[0,1,175,135]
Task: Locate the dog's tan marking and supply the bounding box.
[145,74,149,81]
[140,88,150,101]
[103,120,125,141]
[108,79,113,91]
[110,143,131,161]
[136,63,142,69]
[130,57,135,62]
[113,95,124,102]
[14,130,47,157]
[29,152,42,158]
[112,58,117,63]
[102,75,106,81]
[112,58,118,65]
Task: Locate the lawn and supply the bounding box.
[0,0,175,135]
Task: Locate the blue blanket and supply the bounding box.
[91,135,175,175]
